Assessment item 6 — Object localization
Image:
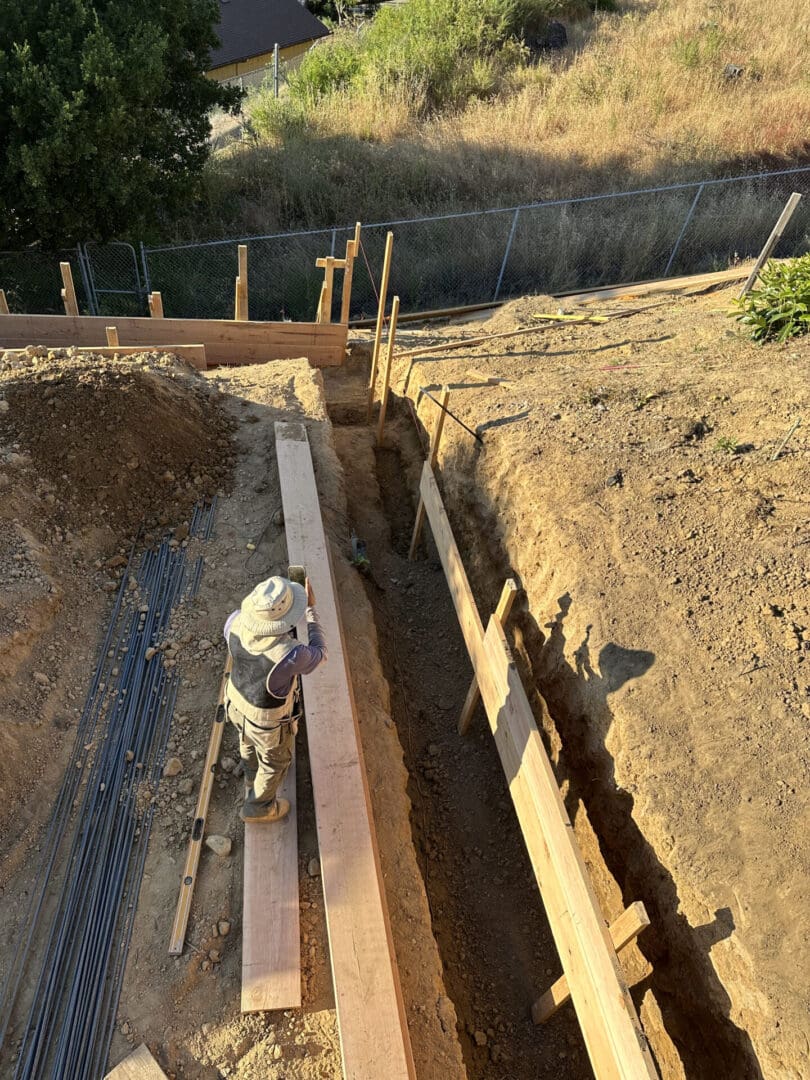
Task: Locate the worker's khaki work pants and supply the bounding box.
[227,703,294,807]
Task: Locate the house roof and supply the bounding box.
[210,0,330,69]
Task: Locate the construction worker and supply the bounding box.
[223,575,327,823]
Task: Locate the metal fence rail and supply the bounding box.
[2,166,809,323]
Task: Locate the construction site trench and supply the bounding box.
[0,279,808,1080]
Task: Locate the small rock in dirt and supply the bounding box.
[145,646,157,661]
[272,1045,283,1061]
[427,743,440,757]
[307,857,321,878]
[474,1030,488,1047]
[198,639,213,651]
[33,671,50,687]
[0,399,9,414]
[206,835,232,858]
[219,756,236,773]
[178,778,194,795]
[208,948,221,963]
[218,920,231,937]
[272,508,284,527]
[173,523,189,542]
[163,757,183,777]
[105,554,127,569]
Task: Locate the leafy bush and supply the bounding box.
[289,0,559,111]
[733,255,810,343]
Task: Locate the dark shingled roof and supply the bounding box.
[210,0,330,69]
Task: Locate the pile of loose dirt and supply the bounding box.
[0,348,235,535]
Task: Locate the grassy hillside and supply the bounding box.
[184,0,810,240]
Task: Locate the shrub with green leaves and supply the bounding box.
[733,254,810,343]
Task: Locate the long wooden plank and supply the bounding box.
[275,422,415,1080]
[562,264,751,304]
[533,902,651,1024]
[458,577,519,735]
[241,747,300,1011]
[740,192,801,295]
[104,1043,167,1080]
[0,344,206,369]
[0,314,347,367]
[168,661,230,955]
[418,462,658,1080]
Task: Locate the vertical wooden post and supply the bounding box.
[367,231,394,422]
[408,386,450,560]
[315,280,328,324]
[105,326,120,347]
[235,244,249,320]
[148,291,164,318]
[740,192,802,296]
[0,289,9,315]
[458,578,519,735]
[60,262,79,317]
[340,222,362,325]
[376,295,400,447]
[320,256,336,324]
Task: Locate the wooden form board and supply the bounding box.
[275,422,415,1080]
[0,314,348,367]
[104,1043,167,1080]
[418,461,659,1080]
[242,753,300,1011]
[562,264,751,304]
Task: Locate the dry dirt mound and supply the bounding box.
[0,348,235,535]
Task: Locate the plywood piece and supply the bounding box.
[0,314,347,367]
[104,1043,167,1080]
[418,462,659,1080]
[242,752,300,1011]
[275,422,414,1080]
[533,902,651,1023]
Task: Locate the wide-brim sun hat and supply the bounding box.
[239,576,307,638]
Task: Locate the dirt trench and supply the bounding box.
[326,411,590,1077]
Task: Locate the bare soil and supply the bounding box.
[369,283,810,1079]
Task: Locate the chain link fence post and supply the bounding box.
[494,208,520,301]
[663,184,705,277]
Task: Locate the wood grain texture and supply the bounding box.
[104,1043,167,1080]
[241,754,300,1011]
[0,314,347,367]
[275,422,415,1080]
[418,463,659,1080]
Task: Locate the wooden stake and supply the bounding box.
[315,280,328,324]
[740,192,802,297]
[532,902,651,1024]
[367,231,394,421]
[169,659,231,955]
[458,578,519,735]
[319,256,336,324]
[0,289,9,315]
[235,244,249,320]
[148,291,164,318]
[376,295,400,447]
[60,262,79,317]
[105,326,119,347]
[340,222,361,325]
[408,386,450,560]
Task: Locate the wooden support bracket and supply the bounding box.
[235,244,248,321]
[408,386,450,560]
[367,231,394,421]
[60,262,79,317]
[169,658,231,955]
[105,326,119,347]
[458,578,519,735]
[315,280,328,324]
[376,295,400,447]
[532,901,651,1024]
[148,292,164,318]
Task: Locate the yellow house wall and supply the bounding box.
[208,39,315,81]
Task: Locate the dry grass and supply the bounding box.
[187,0,810,239]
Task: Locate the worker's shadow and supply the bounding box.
[513,592,764,1079]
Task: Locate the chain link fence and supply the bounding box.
[2,166,809,322]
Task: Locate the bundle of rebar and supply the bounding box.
[0,499,216,1079]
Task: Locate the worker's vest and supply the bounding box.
[225,623,299,728]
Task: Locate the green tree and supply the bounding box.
[0,0,242,246]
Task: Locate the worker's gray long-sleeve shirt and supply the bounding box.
[223,607,327,697]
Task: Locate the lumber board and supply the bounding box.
[458,578,519,735]
[0,314,347,367]
[275,422,415,1080]
[418,462,659,1080]
[0,344,206,369]
[242,755,300,1011]
[532,901,651,1024]
[168,661,230,955]
[562,264,751,304]
[104,1043,167,1080]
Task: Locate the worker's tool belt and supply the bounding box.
[226,630,298,727]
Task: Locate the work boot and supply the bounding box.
[240,797,290,824]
